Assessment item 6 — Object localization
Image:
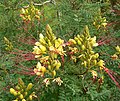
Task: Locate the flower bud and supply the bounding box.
[69,39,76,44]
[22,99,26,101]
[29,95,33,100]
[19,94,24,99]
[52,70,56,77]
[97,60,105,67]
[13,91,18,96]
[26,83,33,91]
[56,61,61,70]
[81,45,85,50]
[48,65,52,70]
[74,37,79,41]
[41,66,46,73]
[77,40,82,45]
[46,24,53,35]
[93,60,97,65]
[116,46,120,52]
[39,45,46,52]
[15,85,20,90]
[10,88,15,94]
[82,61,87,67]
[13,99,18,101]
[24,92,28,96]
[17,91,21,95]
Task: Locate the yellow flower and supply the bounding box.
[89,36,98,47]
[39,34,46,44]
[43,78,50,87]
[69,39,77,44]
[33,46,41,54]
[53,77,63,86]
[34,62,46,76]
[90,70,97,78]
[116,46,120,52]
[97,60,105,67]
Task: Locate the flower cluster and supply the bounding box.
[33,24,64,78]
[20,4,40,22]
[93,16,107,29]
[111,46,120,60]
[67,26,105,79]
[10,78,37,101]
[4,37,13,51]
[68,26,105,68]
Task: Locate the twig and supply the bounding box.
[23,0,56,8]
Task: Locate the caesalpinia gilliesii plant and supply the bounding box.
[20,3,40,22]
[10,78,37,101]
[33,24,64,86]
[67,26,105,80]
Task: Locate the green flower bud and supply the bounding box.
[74,37,79,41]
[82,61,87,67]
[81,45,85,50]
[77,40,82,45]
